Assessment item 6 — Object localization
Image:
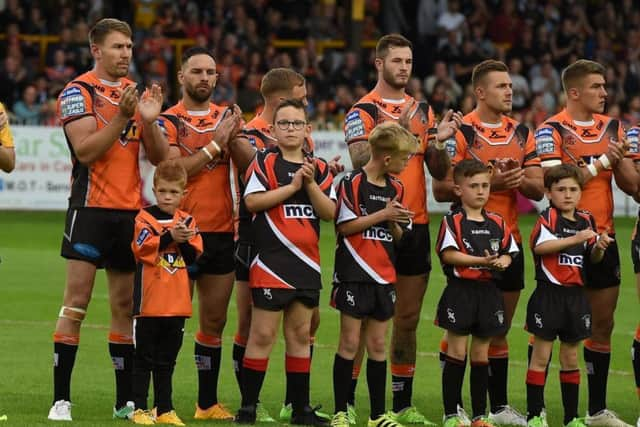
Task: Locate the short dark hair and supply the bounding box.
[453,159,490,183]
[273,98,308,123]
[260,68,305,97]
[89,18,132,45]
[181,46,215,68]
[375,34,412,59]
[153,160,188,189]
[561,59,605,93]
[543,164,584,189]
[471,59,509,88]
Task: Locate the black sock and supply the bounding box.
[391,364,414,412]
[109,341,134,408]
[488,347,509,412]
[367,359,387,419]
[560,370,580,424]
[526,369,546,419]
[53,341,78,403]
[633,339,640,392]
[286,355,311,414]
[584,340,610,415]
[333,354,354,413]
[470,361,489,419]
[348,364,360,406]
[310,337,315,361]
[442,356,465,417]
[241,357,268,407]
[194,334,221,409]
[232,340,246,395]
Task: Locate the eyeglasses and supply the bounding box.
[276,119,307,130]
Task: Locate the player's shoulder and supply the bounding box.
[162,102,184,117]
[347,91,380,118]
[485,209,507,226]
[575,208,595,223]
[340,168,365,184]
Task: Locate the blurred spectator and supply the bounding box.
[406,77,427,102]
[13,85,44,125]
[0,56,28,108]
[236,73,262,113]
[453,39,483,87]
[45,50,76,90]
[530,56,561,112]
[24,6,49,35]
[460,94,475,115]
[488,0,521,49]
[429,80,455,116]
[437,0,465,46]
[509,58,530,111]
[624,95,640,126]
[331,51,366,88]
[424,61,462,103]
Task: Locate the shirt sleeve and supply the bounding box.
[335,175,358,225]
[243,151,271,196]
[500,219,520,256]
[157,114,179,147]
[0,103,14,148]
[436,215,459,253]
[535,124,563,168]
[315,158,337,200]
[57,83,94,126]
[344,107,376,145]
[131,215,162,265]
[523,127,541,168]
[625,126,640,161]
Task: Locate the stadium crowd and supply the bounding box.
[2,0,640,129]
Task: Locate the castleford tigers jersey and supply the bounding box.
[449,111,540,243]
[132,206,203,317]
[57,71,144,210]
[536,110,629,233]
[244,147,335,290]
[436,207,519,283]
[160,101,233,232]
[333,169,407,285]
[530,207,596,287]
[344,90,436,224]
[236,115,315,241]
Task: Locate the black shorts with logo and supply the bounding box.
[188,232,235,278]
[495,243,525,292]
[632,219,640,274]
[525,281,591,343]
[61,207,136,271]
[234,240,254,282]
[251,287,320,311]
[584,238,620,289]
[330,282,396,321]
[435,279,507,338]
[394,224,432,276]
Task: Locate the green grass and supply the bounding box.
[0,211,638,426]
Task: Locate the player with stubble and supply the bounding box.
[49,18,168,422]
[344,33,459,425]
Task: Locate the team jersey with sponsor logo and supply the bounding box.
[626,126,640,162]
[448,111,540,243]
[344,90,436,224]
[236,116,315,241]
[244,146,334,290]
[436,207,519,282]
[530,206,596,287]
[132,206,203,317]
[57,71,144,210]
[536,110,630,233]
[0,103,14,148]
[160,101,234,233]
[333,168,407,285]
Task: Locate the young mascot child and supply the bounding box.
[526,164,612,427]
[330,121,416,427]
[130,160,204,425]
[436,159,519,427]
[235,99,336,426]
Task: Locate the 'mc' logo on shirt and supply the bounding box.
[283,204,317,219]
[363,226,393,242]
[558,253,583,267]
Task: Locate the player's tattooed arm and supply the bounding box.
[348,140,371,169]
[613,157,639,196]
[519,166,544,201]
[425,144,450,180]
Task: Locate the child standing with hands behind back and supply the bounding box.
[525,164,612,427]
[130,160,203,426]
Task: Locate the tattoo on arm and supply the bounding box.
[348,141,370,169]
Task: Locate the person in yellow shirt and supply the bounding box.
[0,102,16,172]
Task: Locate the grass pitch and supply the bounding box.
[0,211,638,426]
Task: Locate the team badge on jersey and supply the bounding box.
[158,252,186,274]
[345,110,365,140]
[60,86,86,119]
[627,128,639,154]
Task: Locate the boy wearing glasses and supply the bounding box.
[235,99,336,426]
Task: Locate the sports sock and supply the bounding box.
[560,369,580,425]
[53,333,79,403]
[194,331,222,409]
[584,339,610,415]
[367,359,387,419]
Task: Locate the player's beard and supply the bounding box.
[382,67,408,91]
[185,82,214,103]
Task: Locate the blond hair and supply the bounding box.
[369,122,417,156]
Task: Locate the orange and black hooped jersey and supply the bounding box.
[536,110,630,233]
[159,101,234,232]
[57,71,144,210]
[333,168,407,285]
[436,207,519,283]
[530,206,596,287]
[131,206,203,317]
[244,147,335,290]
[449,111,540,243]
[344,90,436,224]
[236,116,316,241]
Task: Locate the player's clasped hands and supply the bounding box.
[435,109,464,142]
[595,229,615,251]
[383,197,414,224]
[491,165,524,190]
[483,249,511,271]
[170,220,195,243]
[574,228,598,243]
[300,157,316,185]
[117,83,165,122]
[214,104,243,150]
